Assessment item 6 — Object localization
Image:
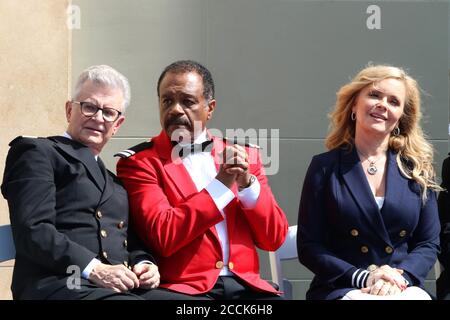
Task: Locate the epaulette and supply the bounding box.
[223,137,261,149]
[9,135,42,146]
[114,139,153,158]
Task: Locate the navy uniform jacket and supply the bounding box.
[1,136,154,299]
[297,146,440,300]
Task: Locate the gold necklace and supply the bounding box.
[357,150,385,175]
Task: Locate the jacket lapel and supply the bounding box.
[380,150,408,231]
[97,157,113,204]
[154,131,231,244]
[49,136,105,191]
[154,131,198,198]
[340,147,390,244]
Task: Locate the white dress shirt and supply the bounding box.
[181,130,261,276]
[374,196,385,210]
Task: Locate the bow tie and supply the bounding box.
[172,140,213,158]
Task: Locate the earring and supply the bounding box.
[351,112,356,121]
[393,127,400,136]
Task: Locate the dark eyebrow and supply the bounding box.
[160,92,174,99]
[181,93,198,100]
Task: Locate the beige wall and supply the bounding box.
[0,0,70,299]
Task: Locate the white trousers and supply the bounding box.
[341,287,432,300]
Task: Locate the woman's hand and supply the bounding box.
[366,265,407,290]
[362,265,407,295]
[361,278,403,296]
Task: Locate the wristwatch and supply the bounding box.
[239,174,256,191]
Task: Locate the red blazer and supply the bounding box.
[117,130,288,295]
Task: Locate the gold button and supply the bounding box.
[102,251,108,259]
[100,230,107,238]
[367,264,378,272]
[228,262,234,270]
[399,230,407,237]
[123,261,129,267]
[215,261,224,269]
[361,246,369,253]
[385,246,393,254]
[123,239,128,247]
[118,221,125,229]
[96,210,102,219]
[350,229,359,237]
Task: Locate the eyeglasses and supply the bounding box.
[72,101,122,122]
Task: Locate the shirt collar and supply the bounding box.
[177,129,208,147]
[62,132,98,160]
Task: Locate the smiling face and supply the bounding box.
[352,78,406,141]
[158,71,215,143]
[65,80,125,155]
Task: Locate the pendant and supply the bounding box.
[367,162,377,175]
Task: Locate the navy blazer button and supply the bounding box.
[102,251,108,259]
[123,239,128,247]
[361,246,369,253]
[100,230,107,238]
[96,210,102,219]
[350,229,359,237]
[385,246,393,254]
[118,221,125,229]
[399,230,407,237]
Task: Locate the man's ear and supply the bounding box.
[65,101,72,122]
[206,99,216,120]
[112,116,125,136]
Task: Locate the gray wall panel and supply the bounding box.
[290,280,310,300]
[100,138,147,172]
[208,1,448,140]
[267,139,327,224]
[434,141,449,181]
[73,0,208,137]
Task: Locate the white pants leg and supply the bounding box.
[341,287,431,300]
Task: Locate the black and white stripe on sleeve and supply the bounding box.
[352,269,370,288]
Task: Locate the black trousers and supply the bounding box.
[43,276,282,300]
[140,276,284,300]
[42,281,155,300]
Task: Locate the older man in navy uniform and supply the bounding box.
[1,65,159,300]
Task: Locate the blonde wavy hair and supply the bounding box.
[326,65,441,201]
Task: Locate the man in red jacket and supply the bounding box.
[116,60,288,300]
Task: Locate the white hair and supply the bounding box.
[73,65,131,112]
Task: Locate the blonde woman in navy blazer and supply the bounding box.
[297,65,441,300]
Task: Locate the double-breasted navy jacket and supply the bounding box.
[1,136,154,299]
[297,146,440,300]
